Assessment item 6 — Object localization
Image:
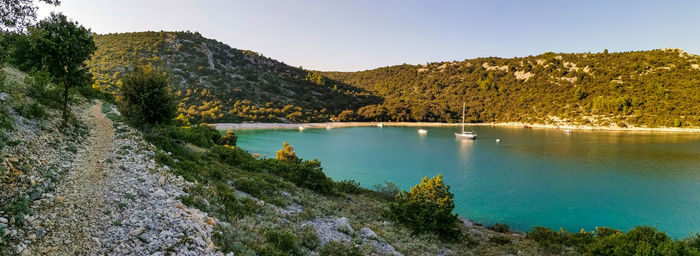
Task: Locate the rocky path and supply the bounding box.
[23,101,220,255]
[28,101,113,255]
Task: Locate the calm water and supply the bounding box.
[233,126,700,238]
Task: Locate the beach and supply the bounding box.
[214,122,700,133]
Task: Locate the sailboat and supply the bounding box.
[455,102,477,139]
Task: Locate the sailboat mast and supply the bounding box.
[462,102,465,133]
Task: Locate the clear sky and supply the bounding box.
[37,0,700,71]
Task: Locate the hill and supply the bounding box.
[324,49,700,128]
[88,31,379,123]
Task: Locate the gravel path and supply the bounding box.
[23,101,221,255]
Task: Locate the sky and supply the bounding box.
[37,0,700,72]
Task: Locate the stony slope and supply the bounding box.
[0,90,221,254]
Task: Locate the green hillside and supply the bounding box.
[88,31,379,123]
[324,49,700,128]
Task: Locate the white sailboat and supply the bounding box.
[418,129,428,134]
[455,102,477,139]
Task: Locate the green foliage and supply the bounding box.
[325,49,700,127]
[372,181,400,201]
[118,65,176,129]
[527,226,700,255]
[19,13,96,121]
[263,229,303,255]
[0,0,60,31]
[87,31,380,123]
[220,130,237,146]
[24,70,59,108]
[318,241,362,256]
[334,179,365,194]
[389,174,460,240]
[489,223,510,233]
[489,235,512,245]
[13,100,45,119]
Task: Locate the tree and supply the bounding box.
[276,142,297,161]
[389,174,460,239]
[221,131,237,146]
[1,0,60,32]
[28,13,96,122]
[118,65,176,129]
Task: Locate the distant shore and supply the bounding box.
[214,122,700,133]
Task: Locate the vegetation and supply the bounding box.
[325,49,700,127]
[117,65,176,129]
[87,31,380,123]
[0,0,60,31]
[9,12,96,122]
[527,225,700,255]
[390,174,460,240]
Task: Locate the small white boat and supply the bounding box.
[298,126,306,131]
[326,126,333,130]
[563,129,573,134]
[455,102,477,140]
[496,138,501,142]
[377,123,383,127]
[418,129,428,134]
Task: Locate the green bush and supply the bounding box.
[526,226,563,252]
[687,234,700,251]
[489,223,510,233]
[118,65,176,129]
[335,179,365,194]
[167,124,221,148]
[220,130,237,146]
[389,174,460,240]
[372,181,400,201]
[24,70,59,108]
[489,235,512,245]
[13,101,46,119]
[586,226,697,256]
[300,226,321,250]
[263,229,302,255]
[318,241,362,256]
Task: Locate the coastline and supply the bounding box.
[214,121,700,133]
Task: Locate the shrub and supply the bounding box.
[319,241,362,256]
[687,234,700,251]
[335,179,365,194]
[489,223,510,233]
[300,226,321,250]
[220,130,237,146]
[168,124,220,148]
[276,142,297,161]
[389,174,460,240]
[489,235,512,245]
[13,101,46,119]
[264,229,302,255]
[118,65,176,130]
[373,181,400,201]
[527,226,563,252]
[586,226,696,256]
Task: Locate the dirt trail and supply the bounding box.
[29,101,114,255]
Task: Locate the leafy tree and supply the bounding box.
[118,65,176,129]
[27,13,96,122]
[221,130,237,146]
[1,0,60,31]
[390,174,460,239]
[276,142,297,161]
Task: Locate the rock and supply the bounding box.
[359,228,377,238]
[55,196,64,203]
[0,217,7,223]
[36,228,45,239]
[28,233,36,240]
[460,217,474,228]
[195,236,206,247]
[129,227,146,236]
[30,191,41,201]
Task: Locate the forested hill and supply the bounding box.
[323,49,700,128]
[88,31,379,123]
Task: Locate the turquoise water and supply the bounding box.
[233,126,700,238]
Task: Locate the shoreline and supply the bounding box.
[214,122,700,133]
